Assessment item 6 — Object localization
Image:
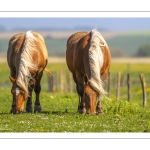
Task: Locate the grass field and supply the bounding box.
[1,60,150,132]
[1,87,150,132]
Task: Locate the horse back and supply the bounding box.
[73,32,91,75]
[7,31,48,77]
[7,33,25,74]
[31,31,48,60]
[66,31,89,74]
[66,30,111,82]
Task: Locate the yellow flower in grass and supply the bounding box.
[146,88,150,92]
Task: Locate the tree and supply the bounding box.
[111,48,126,57]
[136,44,150,57]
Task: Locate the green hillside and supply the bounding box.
[0,39,9,52]
[1,31,150,57]
[106,31,150,57]
[45,38,67,57]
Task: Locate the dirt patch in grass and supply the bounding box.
[111,57,150,64]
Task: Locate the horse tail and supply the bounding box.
[88,29,107,99]
[44,68,53,77]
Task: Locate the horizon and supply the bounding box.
[1,18,150,32]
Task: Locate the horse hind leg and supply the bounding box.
[26,79,35,113]
[34,72,43,113]
[9,72,16,113]
[73,74,86,114]
[34,85,42,113]
[77,88,86,114]
[76,85,86,114]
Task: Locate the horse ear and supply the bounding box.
[9,76,16,83]
[83,74,89,84]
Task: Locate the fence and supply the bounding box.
[106,72,148,107]
[47,70,150,107]
[47,70,76,93]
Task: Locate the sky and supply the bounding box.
[1,18,150,32]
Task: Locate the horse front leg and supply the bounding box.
[96,99,104,114]
[10,96,15,114]
[26,79,35,113]
[77,96,81,112]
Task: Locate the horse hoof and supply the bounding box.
[34,109,41,113]
[26,106,33,113]
[10,109,15,114]
[96,111,104,115]
[26,109,32,113]
[15,111,23,114]
[34,106,41,113]
[78,109,86,114]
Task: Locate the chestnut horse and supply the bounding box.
[7,30,51,114]
[66,29,111,114]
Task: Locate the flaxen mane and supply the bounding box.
[16,31,39,96]
[88,29,108,98]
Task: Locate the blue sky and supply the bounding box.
[0,18,150,31]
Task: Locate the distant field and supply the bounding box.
[1,56,150,64]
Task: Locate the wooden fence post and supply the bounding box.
[139,74,147,107]
[107,72,111,97]
[48,74,53,92]
[116,72,121,100]
[52,71,57,92]
[127,63,130,72]
[57,70,60,92]
[127,73,131,102]
[60,70,67,93]
[69,73,73,93]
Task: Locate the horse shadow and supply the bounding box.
[0,110,77,115]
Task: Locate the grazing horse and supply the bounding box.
[66,29,111,114]
[7,30,51,114]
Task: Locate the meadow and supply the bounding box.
[0,61,150,132]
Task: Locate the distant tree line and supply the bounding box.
[135,44,150,57]
[110,48,127,57]
[110,44,150,57]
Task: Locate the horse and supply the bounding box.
[66,29,111,114]
[7,30,51,114]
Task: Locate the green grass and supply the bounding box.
[1,87,150,132]
[1,62,150,132]
[110,63,150,74]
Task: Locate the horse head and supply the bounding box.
[9,76,28,114]
[82,74,99,114]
